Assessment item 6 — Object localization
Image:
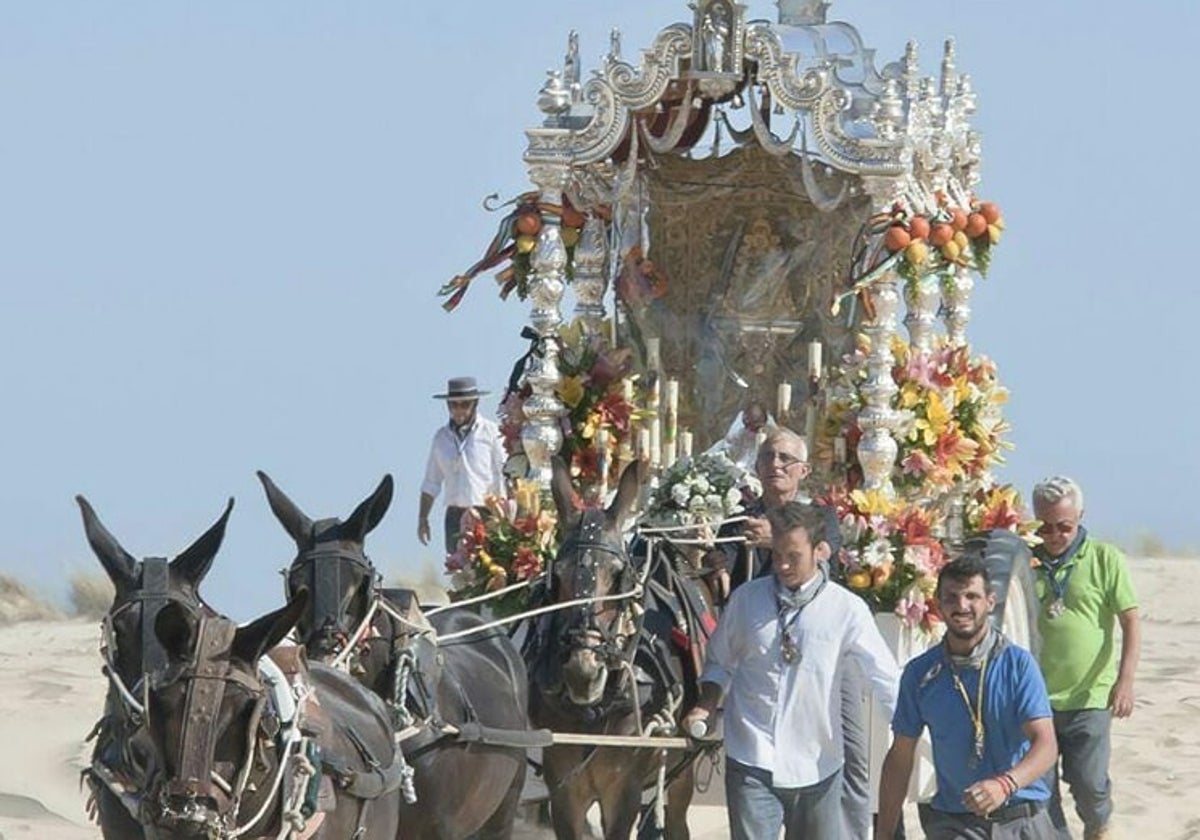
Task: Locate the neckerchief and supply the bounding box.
[774,565,828,665]
[450,419,476,452]
[1035,525,1087,606]
[944,624,1004,670]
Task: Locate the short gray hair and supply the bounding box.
[1032,476,1084,512]
[757,427,808,463]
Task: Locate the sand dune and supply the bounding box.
[1,558,1193,838]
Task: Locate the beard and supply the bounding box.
[945,614,987,640]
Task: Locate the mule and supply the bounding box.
[257,470,530,839]
[79,495,230,840]
[141,593,404,840]
[526,461,706,840]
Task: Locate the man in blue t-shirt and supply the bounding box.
[878,556,1059,838]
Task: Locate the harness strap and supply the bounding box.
[171,616,240,803]
[139,557,170,676]
[321,748,408,801]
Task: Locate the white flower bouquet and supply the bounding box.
[640,451,763,529]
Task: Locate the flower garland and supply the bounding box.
[437,192,604,311]
[824,334,1012,500]
[891,336,1012,497]
[963,483,1037,539]
[500,319,645,498]
[444,491,557,617]
[837,195,1005,319]
[818,333,1030,628]
[829,487,947,631]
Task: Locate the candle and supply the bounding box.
[777,382,792,421]
[596,429,610,490]
[808,340,823,380]
[664,379,678,443]
[622,377,634,405]
[637,427,651,462]
[805,403,818,456]
[680,430,694,459]
[646,336,661,371]
[833,436,847,463]
[650,421,662,469]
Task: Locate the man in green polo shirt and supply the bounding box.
[1032,476,1140,840]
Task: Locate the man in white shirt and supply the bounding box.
[417,376,507,555]
[684,502,900,840]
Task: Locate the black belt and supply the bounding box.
[988,799,1045,823]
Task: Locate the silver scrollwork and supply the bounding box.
[572,215,609,338]
[857,275,902,496]
[521,164,570,490]
[941,266,974,347]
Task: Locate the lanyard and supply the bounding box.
[948,651,989,766]
[1040,562,1075,604]
[775,572,827,665]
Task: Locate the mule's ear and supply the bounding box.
[257,471,314,546]
[76,496,138,591]
[231,591,308,665]
[550,457,580,531]
[154,601,197,662]
[341,475,394,542]
[172,498,233,593]
[607,462,642,531]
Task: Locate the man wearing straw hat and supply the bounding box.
[417,376,507,555]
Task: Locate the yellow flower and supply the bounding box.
[847,570,872,591]
[557,375,586,408]
[558,318,585,352]
[952,376,972,405]
[580,412,600,440]
[914,391,951,446]
[850,488,897,517]
[898,382,922,409]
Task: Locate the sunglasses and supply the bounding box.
[757,450,805,468]
[1036,521,1077,536]
[447,400,476,409]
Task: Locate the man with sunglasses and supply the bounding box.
[705,427,840,598]
[1031,476,1139,840]
[418,376,507,555]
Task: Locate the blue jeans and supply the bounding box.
[1048,709,1113,838]
[725,759,842,840]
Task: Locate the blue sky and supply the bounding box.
[2,1,1197,621]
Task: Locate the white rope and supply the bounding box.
[423,575,540,616]
[636,516,749,535]
[329,597,381,670]
[434,586,643,643]
[373,597,436,637]
[103,664,145,716]
[228,734,299,839]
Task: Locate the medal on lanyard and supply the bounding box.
[1042,563,1073,620]
[780,629,800,665]
[949,652,988,769]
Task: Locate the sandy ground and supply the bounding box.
[2,557,1195,839]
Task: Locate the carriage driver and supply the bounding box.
[417,376,507,555]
